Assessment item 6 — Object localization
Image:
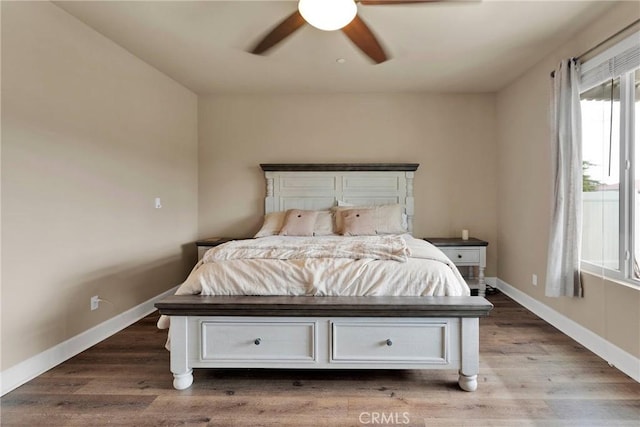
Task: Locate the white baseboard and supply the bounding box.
[0,286,178,396]
[495,279,640,383]
[485,277,497,289]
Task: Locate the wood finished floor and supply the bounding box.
[1,292,638,427]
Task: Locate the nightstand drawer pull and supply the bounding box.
[254,338,262,345]
[386,339,393,346]
[457,254,462,259]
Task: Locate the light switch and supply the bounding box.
[155,197,162,209]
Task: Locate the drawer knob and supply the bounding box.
[457,254,462,259]
[254,338,261,345]
[386,339,393,346]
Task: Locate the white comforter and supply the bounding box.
[158,235,468,328]
[157,235,468,331]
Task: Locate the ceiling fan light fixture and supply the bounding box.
[298,0,357,32]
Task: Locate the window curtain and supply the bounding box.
[546,58,583,297]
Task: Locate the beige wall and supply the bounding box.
[198,93,498,275]
[1,2,198,370]
[496,1,640,358]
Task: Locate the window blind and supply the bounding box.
[580,31,640,89]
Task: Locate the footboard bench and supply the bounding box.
[155,295,493,391]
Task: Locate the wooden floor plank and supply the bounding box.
[1,292,638,426]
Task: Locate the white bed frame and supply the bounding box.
[155,163,492,392]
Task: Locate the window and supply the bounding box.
[580,32,639,286]
[635,68,640,279]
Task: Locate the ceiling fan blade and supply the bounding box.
[359,0,443,4]
[341,15,388,64]
[251,11,306,55]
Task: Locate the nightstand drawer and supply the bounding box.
[439,248,480,264]
[201,321,316,362]
[331,321,448,364]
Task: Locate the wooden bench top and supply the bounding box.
[155,295,493,318]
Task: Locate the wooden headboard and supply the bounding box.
[260,163,419,233]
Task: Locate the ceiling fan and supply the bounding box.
[250,0,450,64]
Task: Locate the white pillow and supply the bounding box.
[313,210,335,236]
[376,204,406,234]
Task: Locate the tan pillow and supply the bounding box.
[255,210,336,237]
[254,211,286,238]
[339,209,377,236]
[333,204,405,235]
[279,209,319,236]
[332,205,358,234]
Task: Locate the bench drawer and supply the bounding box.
[331,321,448,364]
[201,321,316,362]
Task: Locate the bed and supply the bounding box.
[155,163,493,392]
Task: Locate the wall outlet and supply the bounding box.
[532,274,538,286]
[90,295,100,311]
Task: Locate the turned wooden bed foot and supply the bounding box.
[458,373,478,392]
[458,317,479,391]
[173,370,193,390]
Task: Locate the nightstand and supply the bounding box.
[195,237,235,260]
[424,237,489,297]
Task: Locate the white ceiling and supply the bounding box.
[54,0,617,94]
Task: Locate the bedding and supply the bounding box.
[158,234,469,330]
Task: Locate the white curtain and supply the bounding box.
[546,59,583,298]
